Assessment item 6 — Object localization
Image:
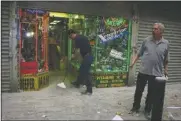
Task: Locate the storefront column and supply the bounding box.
[10,1,19,92]
[128,3,139,86]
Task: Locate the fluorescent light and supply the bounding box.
[74,15,78,19]
[26,32,34,37]
[50,22,57,25]
[54,20,60,23]
[31,32,34,36]
[26,32,31,37]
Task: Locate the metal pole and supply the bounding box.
[151,78,166,121]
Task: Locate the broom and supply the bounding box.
[57,57,69,89]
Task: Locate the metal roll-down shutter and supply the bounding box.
[1,2,11,92]
[136,19,181,83]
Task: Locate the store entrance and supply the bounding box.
[48,16,68,71]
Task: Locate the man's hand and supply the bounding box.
[164,69,168,77]
[129,55,139,70]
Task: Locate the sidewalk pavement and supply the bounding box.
[2,76,181,120]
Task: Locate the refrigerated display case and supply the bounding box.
[68,15,132,88]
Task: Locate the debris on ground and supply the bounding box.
[112,114,124,120]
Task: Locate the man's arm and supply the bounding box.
[72,37,80,59]
[72,48,80,59]
[164,44,169,76]
[130,40,146,68]
[74,48,80,56]
[130,55,139,68]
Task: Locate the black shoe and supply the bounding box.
[144,111,151,120]
[129,107,139,114]
[81,90,92,95]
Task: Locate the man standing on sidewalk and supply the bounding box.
[68,29,93,95]
[129,23,169,118]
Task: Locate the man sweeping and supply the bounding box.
[68,29,93,95]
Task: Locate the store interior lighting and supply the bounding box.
[50,20,61,25]
[74,15,79,19]
[26,32,34,37]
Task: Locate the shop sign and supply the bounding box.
[109,49,126,60]
[105,18,125,27]
[97,83,125,88]
[98,28,127,42]
[93,73,127,85]
[26,9,46,14]
[20,61,38,74]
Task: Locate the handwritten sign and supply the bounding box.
[105,18,125,27]
[93,73,127,88]
[97,83,125,88]
[98,28,127,42]
[109,49,126,60]
[26,9,46,14]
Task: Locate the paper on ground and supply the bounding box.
[57,82,66,88]
[167,107,181,109]
[112,115,124,120]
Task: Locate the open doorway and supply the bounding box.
[48,16,68,71]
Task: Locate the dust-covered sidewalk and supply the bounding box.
[2,77,181,120]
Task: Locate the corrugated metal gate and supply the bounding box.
[1,2,11,92]
[136,19,181,82]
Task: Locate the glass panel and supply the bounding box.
[68,15,131,73]
[96,17,131,73]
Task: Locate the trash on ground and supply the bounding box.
[42,115,47,118]
[167,107,181,109]
[112,115,123,120]
[168,112,175,120]
[118,102,122,105]
[57,82,66,89]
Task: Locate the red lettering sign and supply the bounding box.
[20,61,38,74]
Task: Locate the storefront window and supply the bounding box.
[69,15,131,73]
[19,8,49,74]
[96,17,131,72]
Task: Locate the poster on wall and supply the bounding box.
[96,17,131,73]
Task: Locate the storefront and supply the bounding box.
[18,8,50,91]
[37,11,132,88]
[16,1,133,89]
[67,14,132,88]
[2,1,181,92]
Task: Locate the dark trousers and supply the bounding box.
[151,79,166,121]
[133,72,156,112]
[76,54,93,93]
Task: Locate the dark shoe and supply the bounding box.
[81,90,92,95]
[129,107,139,114]
[144,111,151,120]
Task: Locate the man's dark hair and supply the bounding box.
[68,29,76,35]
